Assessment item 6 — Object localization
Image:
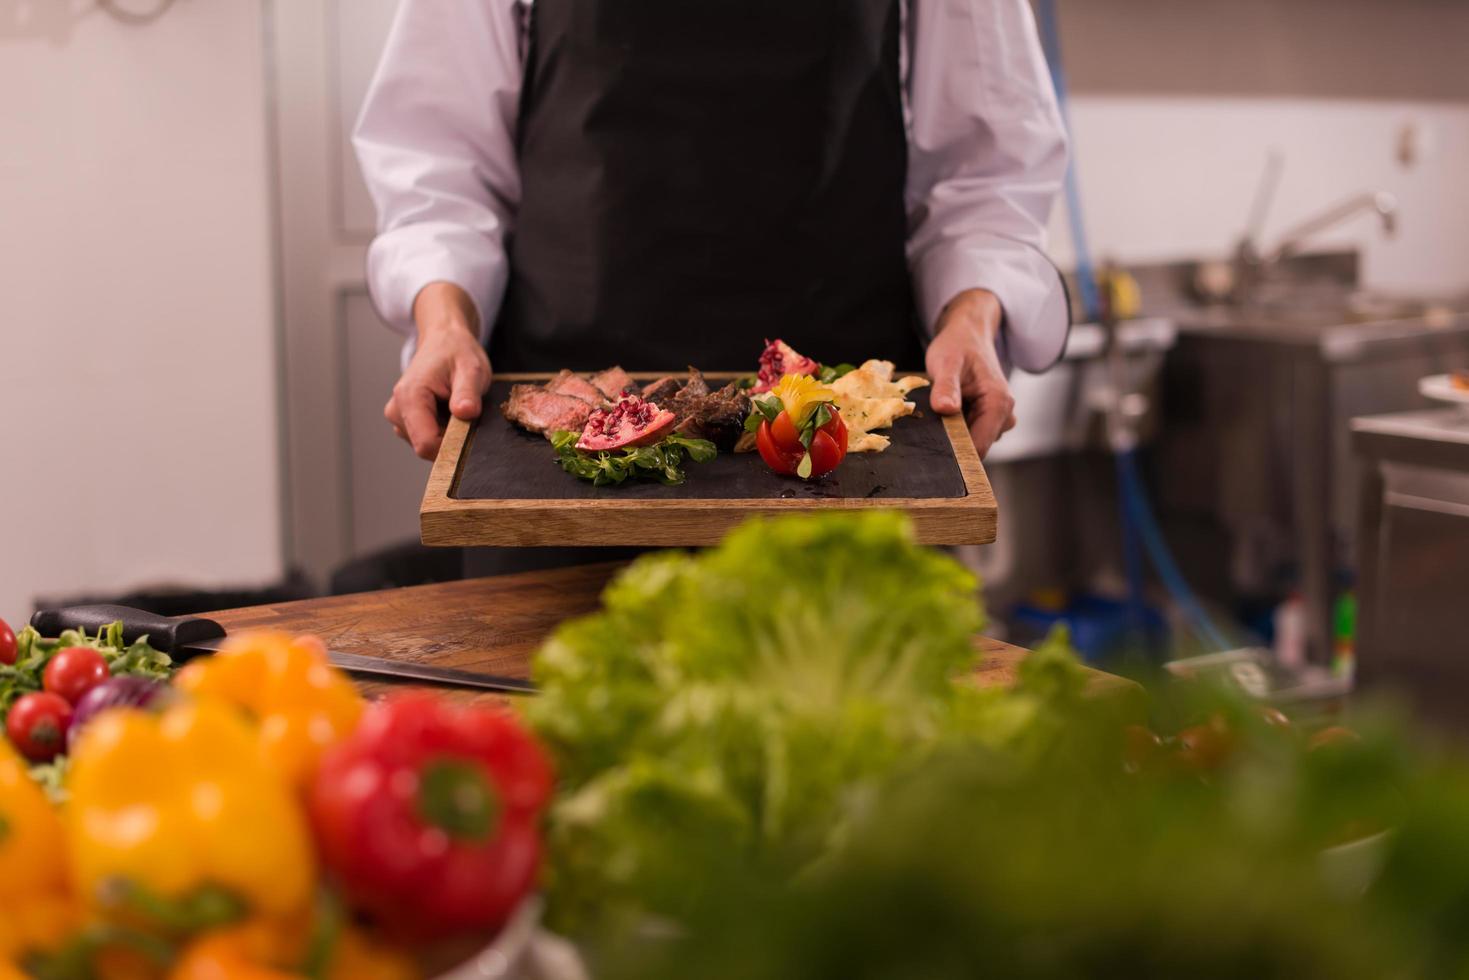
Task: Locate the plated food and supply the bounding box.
[1417,373,1469,408]
[503,366,749,450]
[747,374,849,479]
[500,339,929,487]
[829,358,930,453]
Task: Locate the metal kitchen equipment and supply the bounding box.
[1156,252,1469,664]
[1228,153,1399,310]
[1351,408,1469,735]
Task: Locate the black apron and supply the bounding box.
[490,0,924,372]
[471,0,922,577]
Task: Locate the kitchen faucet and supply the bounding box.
[1229,153,1399,305]
[1259,191,1399,266]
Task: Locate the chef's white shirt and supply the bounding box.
[357,0,1071,372]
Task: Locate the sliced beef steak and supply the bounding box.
[545,369,606,405]
[503,364,747,448]
[668,369,711,420]
[641,375,683,404]
[673,377,750,451]
[590,366,636,400]
[501,384,594,435]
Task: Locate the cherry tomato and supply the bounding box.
[1173,714,1235,773]
[757,409,848,479]
[807,430,844,478]
[756,420,801,475]
[7,692,73,762]
[826,409,849,451]
[770,410,803,454]
[0,617,15,666]
[43,646,111,706]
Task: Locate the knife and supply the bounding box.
[29,605,537,695]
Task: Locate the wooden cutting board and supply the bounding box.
[421,373,997,547]
[205,563,1138,708]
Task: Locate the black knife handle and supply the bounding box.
[29,605,226,654]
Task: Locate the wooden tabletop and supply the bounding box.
[207,563,1123,704]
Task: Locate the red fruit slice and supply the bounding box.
[756,421,801,475]
[754,339,820,393]
[576,396,677,451]
[770,410,803,454]
[806,429,844,478]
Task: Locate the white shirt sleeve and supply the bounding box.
[354,0,525,346]
[906,0,1071,372]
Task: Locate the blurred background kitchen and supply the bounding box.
[3,1,1467,727]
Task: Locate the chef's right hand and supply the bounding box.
[386,282,491,460]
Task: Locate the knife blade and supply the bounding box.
[29,604,537,695]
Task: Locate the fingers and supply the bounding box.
[965,384,1017,459]
[927,308,1015,457]
[386,326,488,458]
[925,342,967,415]
[396,381,444,460]
[384,397,409,445]
[449,354,491,420]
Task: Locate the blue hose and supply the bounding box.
[1036,0,1232,653]
[1116,454,1148,644]
[1117,450,1234,652]
[1035,0,1102,322]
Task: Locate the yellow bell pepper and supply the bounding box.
[768,373,838,426]
[67,700,316,928]
[174,631,365,789]
[168,916,420,980]
[0,739,77,968]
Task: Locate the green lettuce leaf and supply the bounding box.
[527,512,991,935]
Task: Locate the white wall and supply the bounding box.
[0,0,282,621]
[1051,97,1469,298]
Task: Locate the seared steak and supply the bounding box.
[668,368,711,419]
[502,384,595,435]
[590,366,636,400]
[545,369,606,405]
[674,380,750,451]
[641,375,683,404]
[503,364,748,449]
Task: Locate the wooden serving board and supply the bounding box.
[420,373,997,547]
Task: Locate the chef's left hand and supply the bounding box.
[926,289,1016,458]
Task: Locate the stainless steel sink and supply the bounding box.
[1157,287,1469,665]
[1178,293,1469,359]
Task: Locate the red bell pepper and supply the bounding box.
[307,693,553,941]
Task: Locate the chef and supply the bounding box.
[359,0,1070,464]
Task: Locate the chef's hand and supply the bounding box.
[926,289,1016,459]
[386,282,492,460]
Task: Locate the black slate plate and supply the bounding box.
[452,381,967,501]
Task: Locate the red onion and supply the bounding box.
[67,675,165,751]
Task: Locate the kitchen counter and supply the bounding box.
[1352,407,1469,734]
[205,562,1133,702]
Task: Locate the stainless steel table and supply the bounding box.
[1352,408,1469,733]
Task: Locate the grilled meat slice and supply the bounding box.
[668,368,711,419]
[590,366,636,400]
[674,380,750,451]
[502,384,594,435]
[641,375,683,404]
[545,369,607,405]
